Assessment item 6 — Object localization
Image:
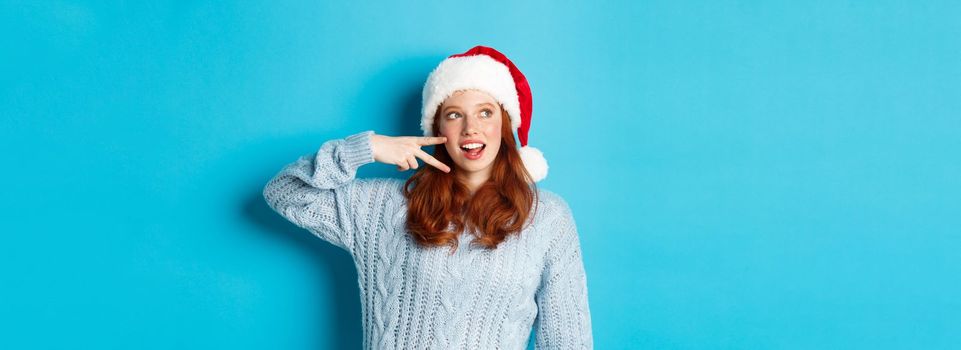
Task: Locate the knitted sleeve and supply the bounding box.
[262,130,378,256]
[533,201,594,349]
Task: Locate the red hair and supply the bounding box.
[403,107,540,254]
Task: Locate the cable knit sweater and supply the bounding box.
[262,130,593,349]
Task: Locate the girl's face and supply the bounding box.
[437,89,503,177]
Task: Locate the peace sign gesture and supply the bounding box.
[370,133,451,173]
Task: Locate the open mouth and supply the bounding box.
[460,143,486,160]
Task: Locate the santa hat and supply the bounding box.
[420,45,548,182]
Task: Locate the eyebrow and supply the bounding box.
[442,102,496,113]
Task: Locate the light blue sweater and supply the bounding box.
[262,130,593,349]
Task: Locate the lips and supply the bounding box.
[460,143,486,160]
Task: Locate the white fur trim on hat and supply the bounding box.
[519,145,548,182]
[421,55,522,136]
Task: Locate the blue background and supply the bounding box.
[2,1,959,349]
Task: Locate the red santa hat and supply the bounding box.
[420,45,548,182]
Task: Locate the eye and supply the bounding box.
[445,112,461,120]
[480,109,493,118]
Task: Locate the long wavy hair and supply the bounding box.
[403,106,540,254]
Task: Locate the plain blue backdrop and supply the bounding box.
[2,1,959,349]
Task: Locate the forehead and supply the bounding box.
[442,89,498,107]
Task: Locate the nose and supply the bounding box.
[462,115,480,136]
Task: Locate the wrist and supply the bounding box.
[342,130,375,168]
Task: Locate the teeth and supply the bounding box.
[461,143,484,150]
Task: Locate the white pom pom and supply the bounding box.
[519,146,548,182]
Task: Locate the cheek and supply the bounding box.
[484,118,501,134]
[486,133,503,156]
[438,121,457,136]
[485,120,502,141]
[434,124,452,151]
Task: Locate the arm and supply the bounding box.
[262,130,377,255]
[533,204,594,349]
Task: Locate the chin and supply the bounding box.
[451,157,495,172]
[461,163,491,172]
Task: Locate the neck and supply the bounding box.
[456,170,491,195]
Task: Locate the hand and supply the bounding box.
[370,133,451,173]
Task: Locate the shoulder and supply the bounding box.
[532,188,576,228]
[531,189,584,266]
[535,188,569,209]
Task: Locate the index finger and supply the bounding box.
[417,136,448,146]
[414,149,451,173]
